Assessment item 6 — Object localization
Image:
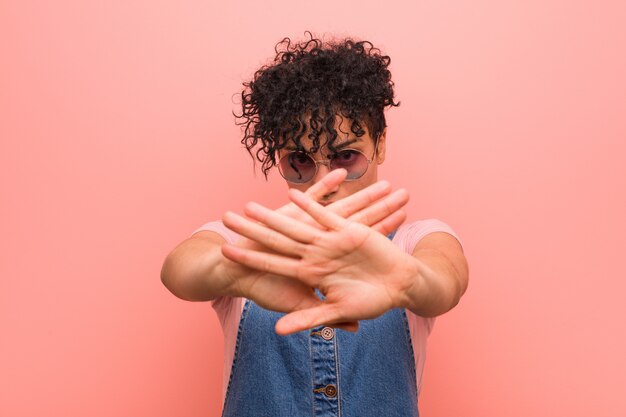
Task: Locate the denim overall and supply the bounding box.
[221,231,420,417]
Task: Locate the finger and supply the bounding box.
[288,189,348,231]
[371,208,407,236]
[275,304,347,335]
[276,178,393,232]
[248,280,324,314]
[243,201,321,243]
[221,243,315,284]
[222,211,305,257]
[348,188,409,228]
[304,168,348,200]
[274,169,347,222]
[327,180,392,220]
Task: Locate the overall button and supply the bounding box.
[313,384,338,398]
[310,327,335,340]
[321,327,334,340]
[324,384,337,397]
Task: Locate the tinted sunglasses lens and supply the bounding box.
[279,152,316,183]
[330,150,369,179]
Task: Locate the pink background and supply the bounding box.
[2,1,625,416]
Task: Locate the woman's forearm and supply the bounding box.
[160,236,238,302]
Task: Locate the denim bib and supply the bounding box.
[221,231,420,417]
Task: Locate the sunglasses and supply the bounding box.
[277,137,380,184]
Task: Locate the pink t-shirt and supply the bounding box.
[190,218,463,405]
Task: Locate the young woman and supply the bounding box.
[161,32,469,417]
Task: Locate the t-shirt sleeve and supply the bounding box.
[189,220,240,244]
[394,218,464,335]
[397,218,464,252]
[190,220,244,404]
[393,219,465,396]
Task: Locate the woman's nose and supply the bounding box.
[310,164,342,198]
[311,161,332,183]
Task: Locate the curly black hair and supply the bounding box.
[233,30,401,178]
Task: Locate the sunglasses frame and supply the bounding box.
[277,135,381,184]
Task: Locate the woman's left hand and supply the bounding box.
[221,187,418,335]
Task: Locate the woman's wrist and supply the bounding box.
[214,254,247,298]
[388,253,424,311]
[397,252,461,317]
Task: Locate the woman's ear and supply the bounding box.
[376,129,387,164]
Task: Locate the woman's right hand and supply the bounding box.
[217,169,409,331]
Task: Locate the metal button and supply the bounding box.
[320,327,334,340]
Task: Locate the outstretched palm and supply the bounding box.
[219,169,409,331]
[221,186,414,335]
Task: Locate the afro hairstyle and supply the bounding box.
[233,30,400,178]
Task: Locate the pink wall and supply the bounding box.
[2,1,625,416]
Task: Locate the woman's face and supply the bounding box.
[276,114,387,205]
